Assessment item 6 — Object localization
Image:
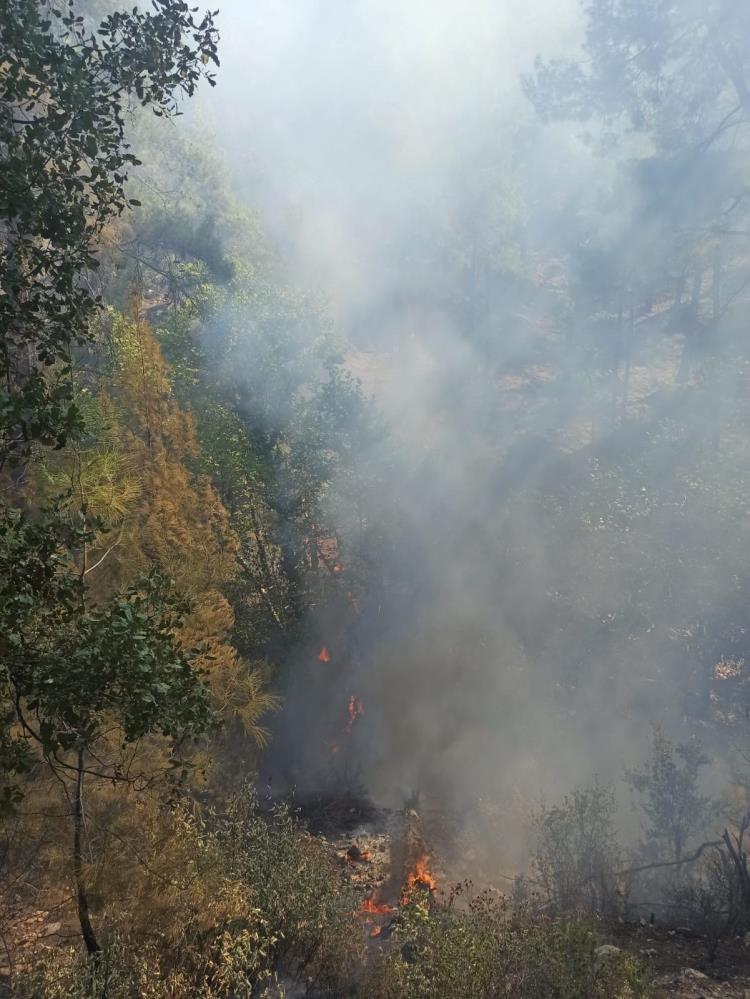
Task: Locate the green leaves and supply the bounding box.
[0,504,215,808]
[0,0,219,463]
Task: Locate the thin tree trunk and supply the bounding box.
[73,749,100,956]
[673,266,688,310]
[691,265,702,314]
[622,294,633,421]
[713,244,723,322]
[247,503,284,631]
[611,292,624,420]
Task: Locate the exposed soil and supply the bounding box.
[602,923,750,996]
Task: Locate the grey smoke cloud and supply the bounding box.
[192,0,741,871]
[202,0,585,321]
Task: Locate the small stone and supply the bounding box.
[681,968,709,981]
[594,944,621,968]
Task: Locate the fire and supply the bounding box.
[345,694,364,733]
[403,854,438,897]
[360,897,392,915]
[346,591,361,613]
[370,926,382,937]
[346,845,371,863]
[326,739,340,755]
[333,563,344,573]
[318,646,331,663]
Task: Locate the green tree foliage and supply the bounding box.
[154,265,385,677]
[0,505,214,768]
[627,726,713,862]
[0,0,218,463]
[0,498,216,951]
[523,0,750,436]
[524,1,750,149]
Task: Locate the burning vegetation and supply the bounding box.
[403,853,438,897]
[7,0,750,995]
[346,694,365,733]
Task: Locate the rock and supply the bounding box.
[594,944,622,969]
[595,945,621,957]
[680,968,709,981]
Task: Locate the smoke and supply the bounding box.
[193,0,745,866]
[203,0,585,322]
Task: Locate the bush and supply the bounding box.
[363,891,656,999]
[10,787,360,997]
[667,812,750,960]
[218,786,362,990]
[531,780,625,917]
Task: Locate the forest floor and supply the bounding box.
[297,792,750,999]
[609,924,750,997]
[5,794,750,995]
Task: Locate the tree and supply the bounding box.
[0,0,239,956]
[524,0,750,421]
[0,501,216,952]
[101,303,278,747]
[626,726,713,862]
[524,2,750,151]
[0,0,218,464]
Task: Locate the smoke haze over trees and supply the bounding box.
[193,0,750,824]
[3,0,750,993]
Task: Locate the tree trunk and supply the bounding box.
[690,265,702,314]
[673,267,688,310]
[73,750,101,956]
[712,244,722,322]
[622,293,633,421]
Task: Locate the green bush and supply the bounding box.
[363,892,656,999]
[531,780,625,917]
[217,786,362,990]
[10,788,359,998]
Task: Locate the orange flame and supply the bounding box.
[326,739,340,755]
[403,854,437,899]
[360,897,392,915]
[318,646,331,663]
[370,925,382,937]
[345,694,364,733]
[347,850,371,863]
